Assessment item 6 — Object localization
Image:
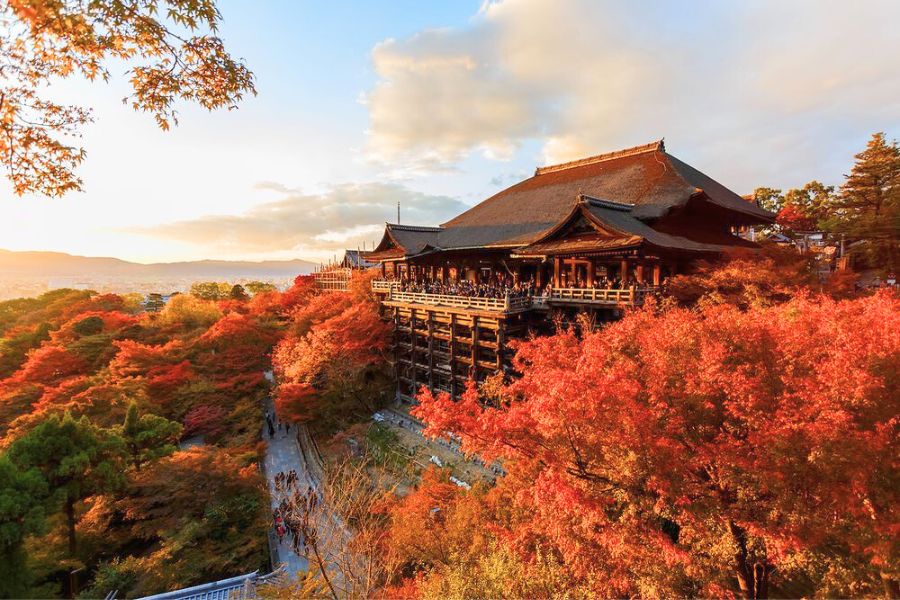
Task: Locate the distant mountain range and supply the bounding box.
[0,249,317,279]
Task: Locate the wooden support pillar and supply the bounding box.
[392,307,401,398]
[441,265,448,283]
[410,308,417,393]
[587,260,595,287]
[635,263,645,285]
[496,322,505,370]
[471,316,479,383]
[652,263,661,286]
[381,262,386,278]
[449,313,457,399]
[536,263,544,288]
[554,257,562,287]
[427,311,434,390]
[620,259,629,282]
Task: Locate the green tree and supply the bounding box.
[829,132,900,273]
[785,181,837,227]
[245,281,277,295]
[72,315,104,337]
[0,455,47,598]
[120,402,182,472]
[752,187,784,213]
[229,284,250,302]
[1,0,255,197]
[7,413,126,557]
[189,281,231,301]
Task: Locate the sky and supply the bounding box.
[1,0,899,264]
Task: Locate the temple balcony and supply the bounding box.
[372,278,395,293]
[385,289,531,313]
[536,286,656,307]
[373,279,656,312]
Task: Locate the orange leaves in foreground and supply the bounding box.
[413,291,900,597]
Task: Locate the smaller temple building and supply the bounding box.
[358,140,774,401]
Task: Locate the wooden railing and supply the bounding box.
[372,279,396,292]
[376,280,655,311]
[313,267,354,291]
[385,289,530,313]
[544,286,655,305]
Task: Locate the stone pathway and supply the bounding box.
[261,397,311,579]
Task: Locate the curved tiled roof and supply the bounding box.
[368,223,442,260]
[436,140,772,250]
[517,197,743,256]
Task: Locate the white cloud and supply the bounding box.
[129,182,467,255]
[364,0,900,189]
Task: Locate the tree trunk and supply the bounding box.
[882,572,900,600]
[309,535,339,600]
[65,496,77,557]
[728,519,770,599]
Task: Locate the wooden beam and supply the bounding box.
[449,314,456,400]
[471,315,479,383]
[427,311,435,390]
[410,308,417,393]
[497,324,505,370]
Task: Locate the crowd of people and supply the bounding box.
[391,274,661,300]
[396,278,536,300]
[272,469,321,557]
[265,411,291,440]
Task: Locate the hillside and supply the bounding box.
[0,250,317,299]
[0,249,316,278]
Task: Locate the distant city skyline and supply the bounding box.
[1,0,898,263]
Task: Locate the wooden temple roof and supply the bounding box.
[367,223,441,261]
[516,197,745,256]
[368,140,774,260]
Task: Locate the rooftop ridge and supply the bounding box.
[535,139,665,176]
[386,223,443,232]
[578,193,635,211]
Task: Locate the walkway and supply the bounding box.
[261,395,311,579]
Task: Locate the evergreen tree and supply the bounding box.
[120,402,182,472]
[0,455,47,597]
[230,284,250,302]
[7,413,126,557]
[831,132,900,272]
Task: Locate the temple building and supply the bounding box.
[359,140,774,401]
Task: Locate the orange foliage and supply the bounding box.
[14,345,87,385]
[109,340,184,379]
[414,291,900,596]
[666,244,818,308]
[274,383,318,423]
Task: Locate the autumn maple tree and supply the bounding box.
[273,271,391,423]
[1,0,255,196]
[0,286,278,595]
[413,292,899,598]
